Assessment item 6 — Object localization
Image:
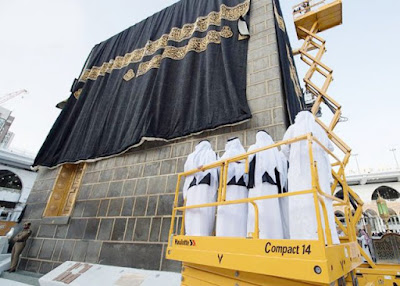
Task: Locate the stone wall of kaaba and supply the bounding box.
[20,0,289,274]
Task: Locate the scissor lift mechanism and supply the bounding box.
[293,1,400,284]
[166,1,399,285]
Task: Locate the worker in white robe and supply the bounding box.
[279,151,290,239]
[183,140,218,236]
[216,137,248,237]
[247,131,284,239]
[281,111,340,244]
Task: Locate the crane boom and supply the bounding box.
[0,89,28,105]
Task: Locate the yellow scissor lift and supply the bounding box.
[166,1,398,285]
[292,1,400,284]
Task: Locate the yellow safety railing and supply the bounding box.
[168,133,357,249]
[292,0,327,18]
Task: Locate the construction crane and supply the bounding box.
[0,89,28,106]
[166,1,399,285]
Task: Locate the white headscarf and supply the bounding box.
[183,141,218,199]
[248,131,283,187]
[282,111,333,182]
[220,137,247,184]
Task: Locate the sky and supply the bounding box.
[0,0,399,173]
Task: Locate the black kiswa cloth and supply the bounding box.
[33,0,251,168]
[273,0,305,124]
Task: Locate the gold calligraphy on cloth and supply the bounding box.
[77,0,250,84]
[137,27,233,77]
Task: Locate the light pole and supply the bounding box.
[351,153,360,174]
[389,148,399,169]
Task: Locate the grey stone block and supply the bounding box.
[83,200,100,217]
[59,240,75,261]
[113,156,125,167]
[146,196,158,216]
[111,218,127,241]
[143,162,160,177]
[85,241,101,263]
[82,171,100,184]
[107,198,123,216]
[161,249,182,272]
[113,167,128,180]
[253,57,270,72]
[160,218,171,242]
[55,225,68,239]
[52,240,63,261]
[272,107,285,124]
[38,239,56,260]
[99,169,114,182]
[121,197,134,216]
[84,218,100,240]
[27,191,49,204]
[90,182,109,199]
[127,165,143,179]
[147,176,166,194]
[97,199,110,217]
[250,109,273,128]
[125,152,146,165]
[176,157,185,173]
[159,146,172,160]
[133,218,150,241]
[107,181,123,197]
[99,242,163,270]
[72,201,85,217]
[123,218,134,241]
[122,179,136,196]
[160,159,177,175]
[171,142,192,157]
[97,218,114,240]
[26,259,41,273]
[135,178,148,195]
[77,185,92,200]
[37,168,58,180]
[25,203,46,220]
[28,239,42,258]
[133,196,147,216]
[37,225,56,238]
[66,219,87,239]
[39,261,53,274]
[32,178,54,192]
[72,240,88,262]
[165,175,178,194]
[149,218,161,242]
[18,258,28,271]
[157,195,175,216]
[247,82,267,100]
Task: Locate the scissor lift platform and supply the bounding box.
[166,134,363,285]
[167,236,361,285]
[293,0,342,39]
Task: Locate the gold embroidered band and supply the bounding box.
[74,89,82,99]
[273,1,286,32]
[78,0,250,83]
[286,45,302,103]
[136,26,233,77]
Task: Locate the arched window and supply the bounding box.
[371,186,400,201]
[0,170,22,191]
